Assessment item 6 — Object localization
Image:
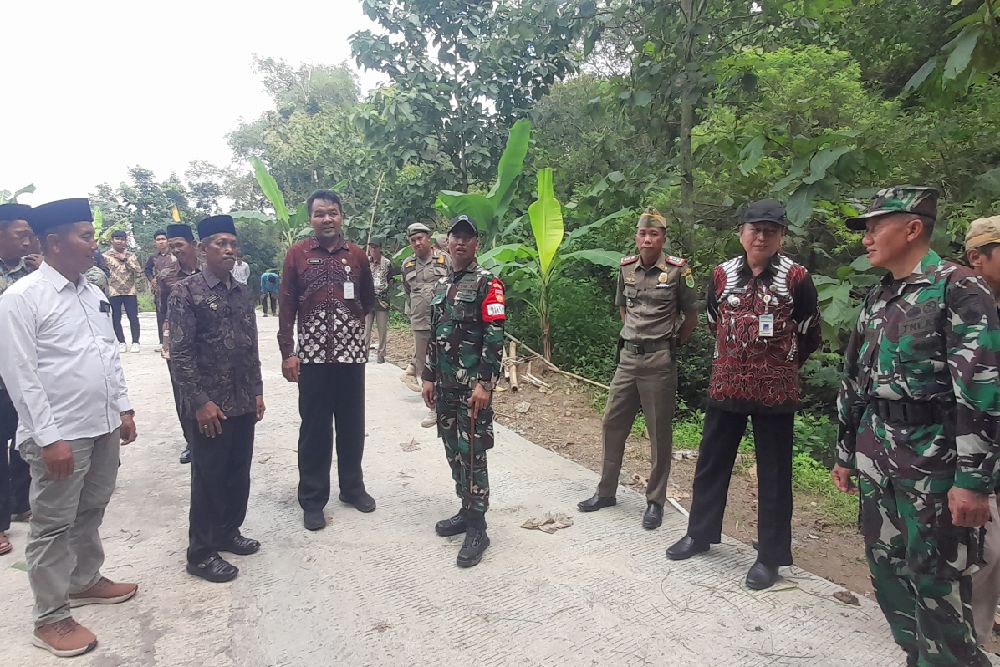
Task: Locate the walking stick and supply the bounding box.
[468,399,478,507]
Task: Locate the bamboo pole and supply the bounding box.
[508,342,519,392]
[364,171,386,248]
[502,332,610,391]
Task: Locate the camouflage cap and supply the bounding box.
[845,186,938,231]
[637,208,667,229]
[406,222,432,238]
[966,215,1000,253]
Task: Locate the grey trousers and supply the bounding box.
[413,330,431,380]
[19,430,120,626]
[972,495,1000,644]
[364,310,389,360]
[596,348,677,505]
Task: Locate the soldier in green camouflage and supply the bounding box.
[834,186,1000,666]
[421,215,506,568]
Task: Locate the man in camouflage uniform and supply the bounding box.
[421,215,505,568]
[578,209,698,530]
[402,222,451,429]
[834,187,1000,666]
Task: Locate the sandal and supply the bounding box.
[0,532,11,556]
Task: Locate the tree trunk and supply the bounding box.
[678,0,697,231]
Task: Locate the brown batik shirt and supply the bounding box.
[103,250,143,297]
[168,266,262,419]
[278,235,375,364]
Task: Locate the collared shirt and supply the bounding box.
[159,263,202,357]
[0,262,132,447]
[103,250,143,297]
[402,249,451,330]
[615,253,697,343]
[232,261,250,285]
[168,267,262,418]
[144,251,177,283]
[837,250,1000,492]
[278,236,375,364]
[706,252,821,413]
[0,256,32,295]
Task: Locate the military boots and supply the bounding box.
[435,510,467,537]
[457,512,490,568]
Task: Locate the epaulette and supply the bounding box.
[666,255,686,267]
[436,255,446,265]
[404,258,416,268]
[620,255,639,266]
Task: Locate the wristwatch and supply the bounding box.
[478,381,494,392]
[120,409,135,417]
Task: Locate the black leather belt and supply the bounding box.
[622,339,672,354]
[871,398,952,426]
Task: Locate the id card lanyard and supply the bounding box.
[342,259,355,300]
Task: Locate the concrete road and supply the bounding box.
[1,313,925,665]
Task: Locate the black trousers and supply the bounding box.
[154,303,165,344]
[187,413,255,564]
[110,294,140,344]
[297,363,366,511]
[261,292,277,315]
[0,390,31,533]
[166,361,195,448]
[686,406,794,566]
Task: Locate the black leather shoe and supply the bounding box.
[435,511,467,537]
[745,561,780,590]
[186,554,238,583]
[218,534,261,556]
[304,509,327,531]
[666,535,710,561]
[179,448,191,464]
[642,502,663,529]
[339,491,376,513]
[577,494,616,513]
[457,517,490,568]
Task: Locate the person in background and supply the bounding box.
[666,199,821,591]
[260,268,280,317]
[834,187,999,666]
[0,198,138,658]
[103,230,143,353]
[401,222,451,427]
[278,190,376,531]
[0,202,37,557]
[84,249,110,295]
[169,215,264,583]
[365,238,395,363]
[964,215,1000,651]
[231,252,250,286]
[159,224,203,465]
[143,229,177,344]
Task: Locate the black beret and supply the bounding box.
[0,203,32,222]
[165,223,195,241]
[197,214,237,240]
[26,198,93,235]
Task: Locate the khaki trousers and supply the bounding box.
[19,430,120,626]
[413,329,431,380]
[364,310,389,360]
[597,348,676,505]
[972,495,1000,644]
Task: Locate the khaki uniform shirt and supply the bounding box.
[402,249,451,331]
[615,253,697,343]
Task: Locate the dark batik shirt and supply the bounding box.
[168,267,263,419]
[278,236,375,364]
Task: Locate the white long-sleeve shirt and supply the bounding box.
[0,262,132,447]
[231,260,250,285]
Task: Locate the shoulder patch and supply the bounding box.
[404,259,415,269]
[436,255,446,265]
[666,255,686,267]
[620,255,639,266]
[482,277,506,322]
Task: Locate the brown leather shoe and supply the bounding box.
[69,576,138,607]
[32,618,97,657]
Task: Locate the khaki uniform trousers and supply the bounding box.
[972,495,1000,646]
[19,430,121,626]
[597,348,676,505]
[413,329,431,380]
[364,310,389,360]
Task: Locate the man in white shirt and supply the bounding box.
[0,198,139,658]
[231,253,250,285]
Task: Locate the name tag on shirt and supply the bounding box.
[343,281,355,300]
[758,314,774,337]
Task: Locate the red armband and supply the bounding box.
[482,278,506,322]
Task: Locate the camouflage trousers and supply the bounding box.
[859,474,988,666]
[435,387,494,514]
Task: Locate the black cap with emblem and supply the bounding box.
[739,199,788,227]
[447,214,478,236]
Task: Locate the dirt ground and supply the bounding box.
[379,326,873,597]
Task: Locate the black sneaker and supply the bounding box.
[186,554,238,583]
[457,518,490,568]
